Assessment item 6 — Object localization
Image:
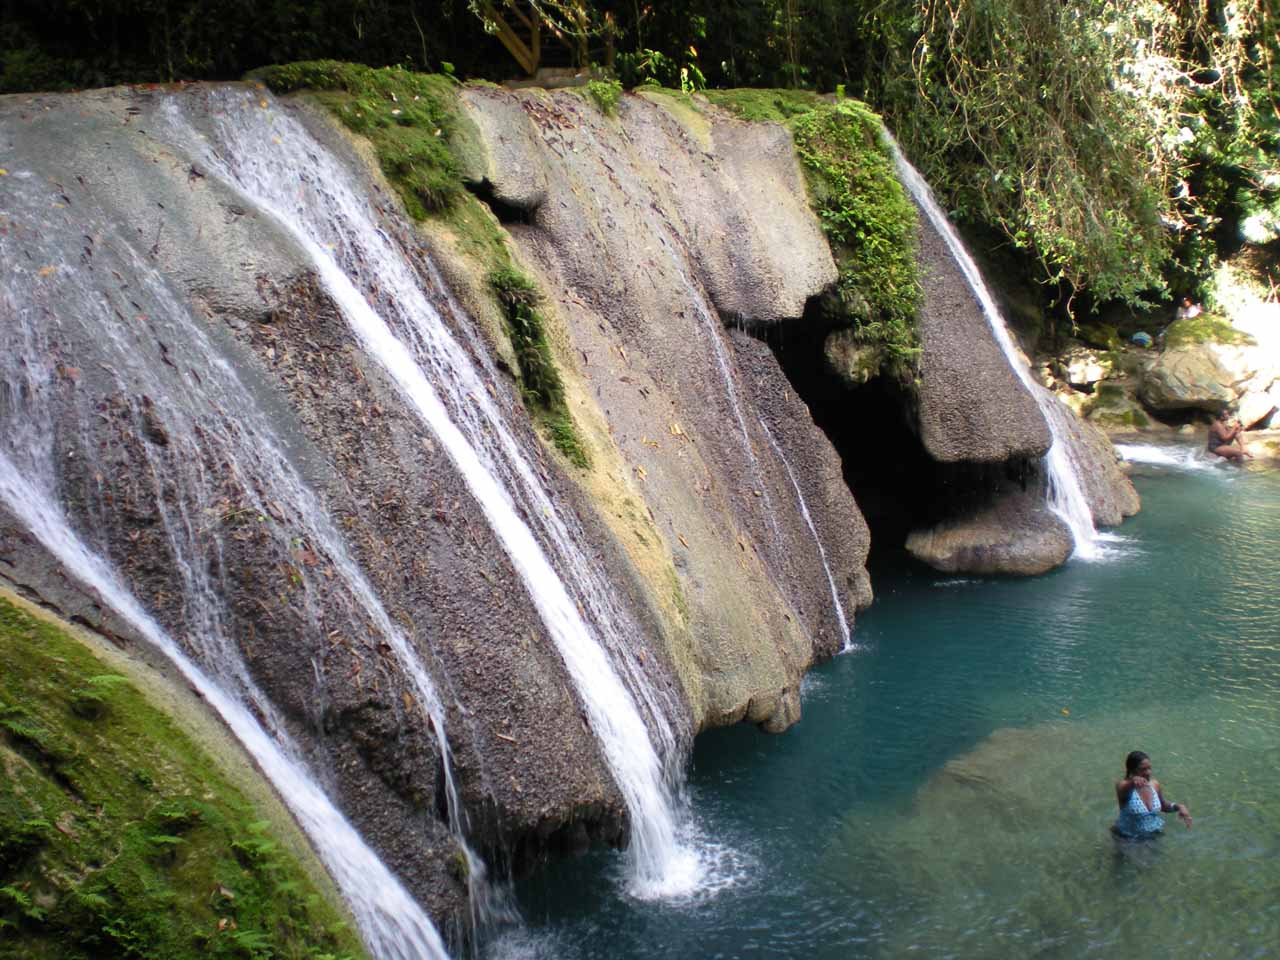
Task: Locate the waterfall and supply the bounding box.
[171,89,702,898]
[756,419,853,650]
[0,458,450,960]
[886,137,1100,559]
[672,261,787,552]
[0,163,476,956]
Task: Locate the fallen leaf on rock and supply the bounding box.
[38,265,57,277]
[677,534,689,548]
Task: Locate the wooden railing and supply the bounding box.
[481,1,611,77]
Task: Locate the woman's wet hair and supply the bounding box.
[1125,750,1150,775]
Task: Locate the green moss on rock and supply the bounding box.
[256,60,466,218]
[1075,321,1121,350]
[790,99,922,381]
[256,61,588,470]
[701,88,824,124]
[489,267,590,468]
[0,596,368,960]
[584,79,623,116]
[1162,312,1256,349]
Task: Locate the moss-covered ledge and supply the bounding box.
[1161,312,1257,349]
[252,61,589,468]
[702,91,922,381]
[0,591,368,960]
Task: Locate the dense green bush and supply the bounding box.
[792,100,922,380]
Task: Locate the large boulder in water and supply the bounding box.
[1139,346,1238,411]
[905,477,1073,576]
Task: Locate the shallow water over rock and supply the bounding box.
[500,451,1280,959]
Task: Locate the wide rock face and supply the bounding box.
[462,86,870,731]
[0,81,878,942]
[0,85,654,932]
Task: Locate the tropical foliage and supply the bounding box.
[4,1,1276,322]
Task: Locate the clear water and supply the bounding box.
[496,451,1280,959]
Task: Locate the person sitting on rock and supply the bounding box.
[1207,408,1252,461]
[1175,296,1202,322]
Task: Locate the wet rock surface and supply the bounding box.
[913,206,1051,464]
[0,86,640,936]
[905,477,1074,576]
[462,85,869,733]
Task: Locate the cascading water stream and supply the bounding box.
[0,167,480,956]
[172,90,702,898]
[667,257,787,552]
[885,136,1100,559]
[756,419,853,650]
[0,458,450,960]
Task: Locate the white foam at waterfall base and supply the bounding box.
[171,91,714,900]
[0,455,450,960]
[1116,443,1218,470]
[885,134,1101,560]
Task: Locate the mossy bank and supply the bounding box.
[0,593,369,960]
[706,90,922,381]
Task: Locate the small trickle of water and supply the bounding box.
[886,135,1100,558]
[756,418,852,650]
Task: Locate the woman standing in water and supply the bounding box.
[1113,750,1193,838]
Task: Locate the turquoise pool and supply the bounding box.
[499,449,1280,959]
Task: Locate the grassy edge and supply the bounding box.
[0,589,369,960]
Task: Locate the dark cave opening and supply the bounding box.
[760,305,1040,570]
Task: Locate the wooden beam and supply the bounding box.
[481,1,538,74]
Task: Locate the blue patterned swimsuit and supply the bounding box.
[1114,784,1164,838]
